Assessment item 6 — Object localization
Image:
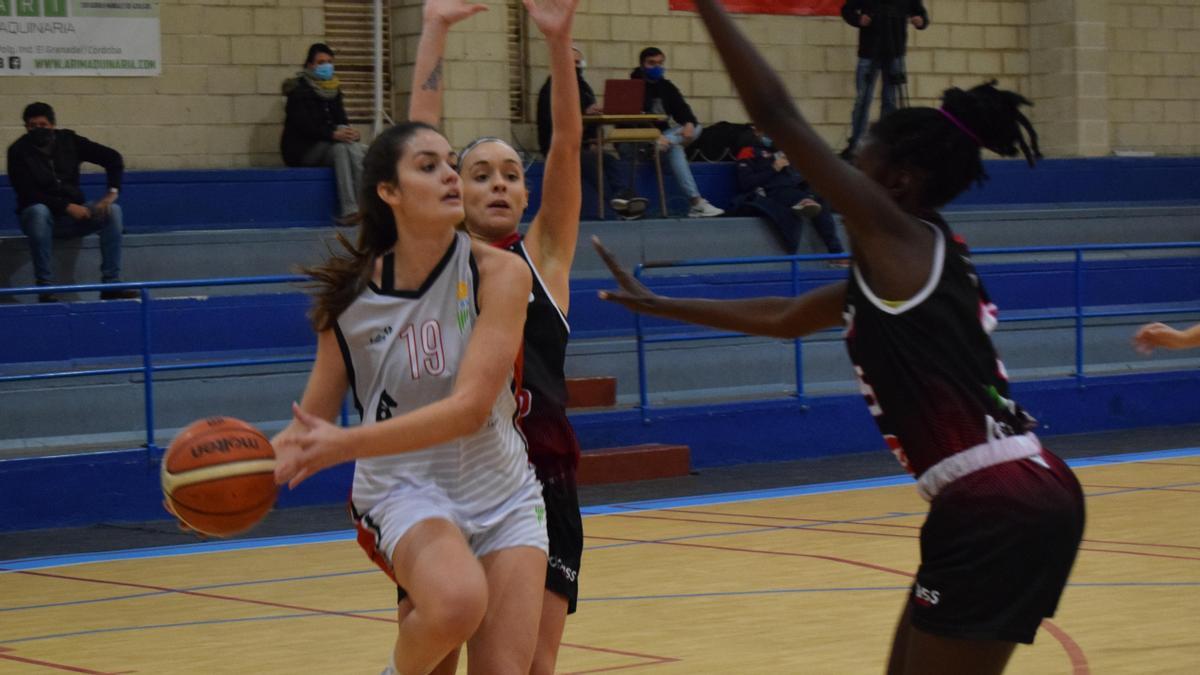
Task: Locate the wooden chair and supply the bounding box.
[601,127,669,218]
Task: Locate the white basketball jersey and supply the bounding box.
[336,232,533,513]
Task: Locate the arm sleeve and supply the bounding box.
[841,1,865,27]
[333,93,351,127]
[665,82,699,126]
[74,135,124,191]
[8,144,71,216]
[911,1,930,27]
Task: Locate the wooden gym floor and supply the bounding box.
[1,447,1197,674]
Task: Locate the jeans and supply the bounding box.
[19,203,124,285]
[300,140,366,216]
[850,57,906,147]
[660,123,703,200]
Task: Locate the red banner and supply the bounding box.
[669,0,842,16]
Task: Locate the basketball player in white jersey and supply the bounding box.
[408,1,585,673]
[272,121,548,675]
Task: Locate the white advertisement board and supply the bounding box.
[0,0,160,76]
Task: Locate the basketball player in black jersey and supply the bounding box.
[595,2,1085,673]
[408,2,586,674]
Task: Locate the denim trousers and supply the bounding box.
[19,202,124,285]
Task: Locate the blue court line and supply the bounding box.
[2,446,1196,572]
[4,581,1199,645]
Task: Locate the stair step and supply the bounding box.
[577,443,691,486]
[565,376,617,409]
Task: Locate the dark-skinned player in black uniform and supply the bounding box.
[593,2,1085,673]
[408,2,585,674]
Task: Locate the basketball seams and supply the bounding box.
[160,459,278,493]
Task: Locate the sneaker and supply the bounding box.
[687,199,724,218]
[791,198,822,219]
[100,288,140,300]
[610,196,648,214]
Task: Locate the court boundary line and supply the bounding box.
[2,446,1196,572]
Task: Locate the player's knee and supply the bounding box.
[427,572,487,640]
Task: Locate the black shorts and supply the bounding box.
[910,450,1085,644]
[541,470,583,614]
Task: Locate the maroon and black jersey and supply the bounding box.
[494,234,581,478]
[843,215,1037,479]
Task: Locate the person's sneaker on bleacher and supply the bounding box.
[687,199,724,218]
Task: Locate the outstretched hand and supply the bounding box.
[523,0,578,41]
[273,402,351,489]
[592,236,661,315]
[423,0,489,27]
[1133,322,1187,354]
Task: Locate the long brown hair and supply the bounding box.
[304,121,438,330]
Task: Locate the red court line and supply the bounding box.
[1081,538,1200,551]
[13,569,394,624]
[1040,620,1090,675]
[586,533,1089,672]
[1082,483,1200,493]
[1078,547,1200,562]
[613,512,919,541]
[560,642,680,674]
[668,508,922,529]
[0,647,134,674]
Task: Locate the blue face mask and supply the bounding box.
[644,65,665,81]
[312,63,335,80]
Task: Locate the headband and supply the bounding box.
[458,136,514,166]
[938,108,984,148]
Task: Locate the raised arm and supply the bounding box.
[594,238,845,339]
[408,0,489,126]
[691,0,931,295]
[522,0,583,314]
[275,245,531,489]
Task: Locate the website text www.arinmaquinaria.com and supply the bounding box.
[32,58,156,69]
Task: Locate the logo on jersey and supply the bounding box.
[535,504,546,526]
[376,390,397,422]
[369,325,392,345]
[456,280,470,334]
[913,582,941,607]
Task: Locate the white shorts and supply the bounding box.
[353,475,548,577]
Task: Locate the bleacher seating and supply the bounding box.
[1,157,1199,523]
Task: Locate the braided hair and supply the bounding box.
[869,80,1041,208]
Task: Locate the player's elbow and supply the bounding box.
[450,391,496,435]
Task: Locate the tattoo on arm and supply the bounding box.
[421,58,444,91]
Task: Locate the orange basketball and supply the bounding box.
[161,416,277,537]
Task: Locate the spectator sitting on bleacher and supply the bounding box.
[6,102,138,303]
[537,46,648,220]
[731,126,846,262]
[630,47,724,218]
[281,43,365,218]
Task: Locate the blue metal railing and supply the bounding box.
[631,242,1200,419]
[0,275,351,461]
[1,242,1198,451]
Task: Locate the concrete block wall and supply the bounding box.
[1107,0,1200,154]
[0,0,329,169]
[523,0,1033,153]
[0,0,1196,170]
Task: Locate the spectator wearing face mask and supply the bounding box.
[630,46,724,218]
[537,46,648,219]
[7,101,137,302]
[281,42,365,217]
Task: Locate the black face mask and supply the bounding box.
[28,127,54,148]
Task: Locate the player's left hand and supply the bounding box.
[524,0,579,41]
[274,402,351,489]
[592,236,662,315]
[1133,322,1185,354]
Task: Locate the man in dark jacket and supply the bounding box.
[7,102,136,302]
[630,47,723,218]
[281,43,364,217]
[841,0,929,155]
[537,46,646,219]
